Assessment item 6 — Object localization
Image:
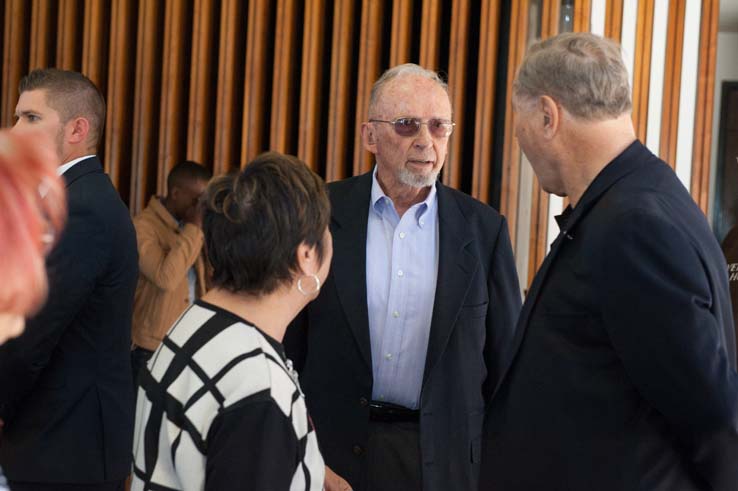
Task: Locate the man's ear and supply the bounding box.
[66,116,91,145]
[361,122,377,154]
[539,96,560,139]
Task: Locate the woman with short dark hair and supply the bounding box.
[131,152,331,491]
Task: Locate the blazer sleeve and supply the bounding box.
[600,211,738,491]
[0,199,106,423]
[483,216,522,401]
[135,218,203,292]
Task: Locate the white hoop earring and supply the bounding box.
[297,274,321,296]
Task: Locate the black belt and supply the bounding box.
[369,401,420,423]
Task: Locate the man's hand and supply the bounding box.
[325,465,352,491]
[183,203,203,228]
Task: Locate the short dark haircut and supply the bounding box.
[167,161,212,193]
[19,68,106,148]
[203,152,330,295]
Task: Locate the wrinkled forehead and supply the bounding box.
[372,75,452,118]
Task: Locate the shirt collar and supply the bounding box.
[57,155,96,176]
[370,167,437,228]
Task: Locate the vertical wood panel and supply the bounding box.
[297,0,325,171]
[500,0,530,251]
[573,0,592,32]
[187,0,215,165]
[471,0,501,203]
[444,0,470,189]
[29,0,55,69]
[213,0,243,174]
[389,0,413,66]
[353,0,384,176]
[157,0,189,195]
[2,0,27,127]
[56,0,80,70]
[528,0,562,286]
[81,0,107,90]
[325,0,355,182]
[419,0,441,69]
[241,0,270,165]
[105,0,134,199]
[659,0,685,167]
[270,0,297,153]
[631,0,655,142]
[130,0,161,213]
[690,0,719,212]
[605,0,624,42]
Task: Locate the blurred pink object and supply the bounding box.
[0,130,65,325]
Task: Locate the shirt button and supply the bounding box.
[399,232,406,239]
[392,310,400,318]
[419,219,425,226]
[397,270,404,277]
[385,353,392,360]
[353,445,364,456]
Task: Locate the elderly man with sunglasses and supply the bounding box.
[285,64,521,491]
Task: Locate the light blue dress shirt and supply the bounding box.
[366,170,439,409]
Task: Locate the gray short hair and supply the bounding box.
[513,32,631,120]
[368,63,448,116]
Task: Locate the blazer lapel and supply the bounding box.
[329,173,374,372]
[422,184,478,387]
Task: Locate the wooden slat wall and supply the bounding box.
[690,0,719,212]
[2,0,28,127]
[0,0,719,254]
[471,0,501,205]
[325,0,355,183]
[352,0,384,177]
[297,0,326,172]
[500,0,531,251]
[659,0,686,168]
[0,0,508,216]
[605,0,624,42]
[526,0,561,286]
[212,0,243,176]
[631,0,655,142]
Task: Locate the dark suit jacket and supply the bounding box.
[0,157,138,484]
[285,172,521,491]
[482,141,738,491]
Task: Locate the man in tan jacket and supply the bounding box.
[131,161,211,384]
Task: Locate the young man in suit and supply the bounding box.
[0,69,138,491]
[285,64,521,491]
[482,33,738,491]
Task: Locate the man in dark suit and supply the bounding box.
[285,64,521,491]
[481,33,738,491]
[0,69,138,490]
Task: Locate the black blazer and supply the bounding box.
[285,172,521,491]
[0,157,138,483]
[481,141,738,491]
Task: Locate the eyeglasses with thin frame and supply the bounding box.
[369,117,455,138]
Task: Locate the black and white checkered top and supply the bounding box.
[131,300,324,491]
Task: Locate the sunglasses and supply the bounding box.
[369,117,455,138]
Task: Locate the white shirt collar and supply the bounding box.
[57,155,96,176]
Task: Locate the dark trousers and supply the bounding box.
[9,480,125,491]
[364,421,422,491]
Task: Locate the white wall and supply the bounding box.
[709,31,738,222]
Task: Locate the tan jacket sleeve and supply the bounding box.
[136,220,204,291]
